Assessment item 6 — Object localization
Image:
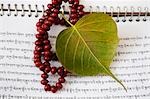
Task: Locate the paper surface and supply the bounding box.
[0,1,150,98]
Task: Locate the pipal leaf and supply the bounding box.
[56,13,126,91]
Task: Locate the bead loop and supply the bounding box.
[34,0,85,93]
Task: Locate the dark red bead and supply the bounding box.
[58,77,65,83]
[43,61,50,66]
[47,4,53,9]
[43,40,50,45]
[39,18,44,23]
[35,61,42,67]
[54,18,60,25]
[42,24,50,31]
[77,5,84,10]
[36,22,42,27]
[35,40,42,45]
[34,58,40,63]
[79,11,85,17]
[55,5,61,10]
[74,0,79,5]
[44,56,51,61]
[53,9,59,14]
[44,51,51,56]
[35,34,43,39]
[45,9,51,15]
[63,0,68,3]
[48,16,55,23]
[51,86,57,93]
[44,20,52,26]
[44,45,51,50]
[51,13,58,18]
[44,66,51,73]
[57,0,62,4]
[44,84,51,91]
[38,29,45,35]
[35,46,42,51]
[34,54,40,58]
[68,0,74,4]
[52,0,58,5]
[57,67,64,76]
[34,50,40,54]
[39,65,45,71]
[70,18,78,25]
[60,19,66,25]
[71,8,77,13]
[56,82,63,89]
[41,73,48,79]
[70,14,78,19]
[43,34,48,40]
[41,79,48,85]
[51,67,57,74]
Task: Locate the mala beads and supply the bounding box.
[34,0,85,93]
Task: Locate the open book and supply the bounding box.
[0,0,150,98]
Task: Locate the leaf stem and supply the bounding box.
[60,14,74,27]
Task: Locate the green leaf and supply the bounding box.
[56,13,126,91]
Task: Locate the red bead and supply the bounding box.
[51,67,57,74]
[68,0,74,4]
[56,82,63,89]
[41,73,48,79]
[41,79,48,85]
[53,9,59,14]
[43,40,50,45]
[42,24,50,31]
[45,9,51,15]
[34,58,40,63]
[35,34,42,39]
[47,4,53,9]
[35,40,42,45]
[34,54,40,58]
[63,0,68,3]
[35,61,42,67]
[38,29,45,35]
[57,67,64,76]
[51,13,58,18]
[34,50,40,54]
[77,5,84,10]
[43,62,50,66]
[44,56,51,61]
[36,22,42,27]
[44,84,51,91]
[39,18,44,23]
[43,34,48,40]
[60,19,66,25]
[70,18,78,25]
[48,16,55,23]
[70,14,78,19]
[52,0,58,5]
[35,46,42,51]
[44,66,51,73]
[79,11,85,17]
[44,20,52,26]
[54,18,60,25]
[58,77,65,83]
[44,51,51,56]
[71,9,77,13]
[51,86,57,93]
[74,0,79,5]
[39,65,45,71]
[44,45,51,50]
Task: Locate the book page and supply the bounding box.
[0,5,150,99]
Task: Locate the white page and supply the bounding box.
[0,1,150,99]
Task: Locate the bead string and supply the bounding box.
[34,0,85,93]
